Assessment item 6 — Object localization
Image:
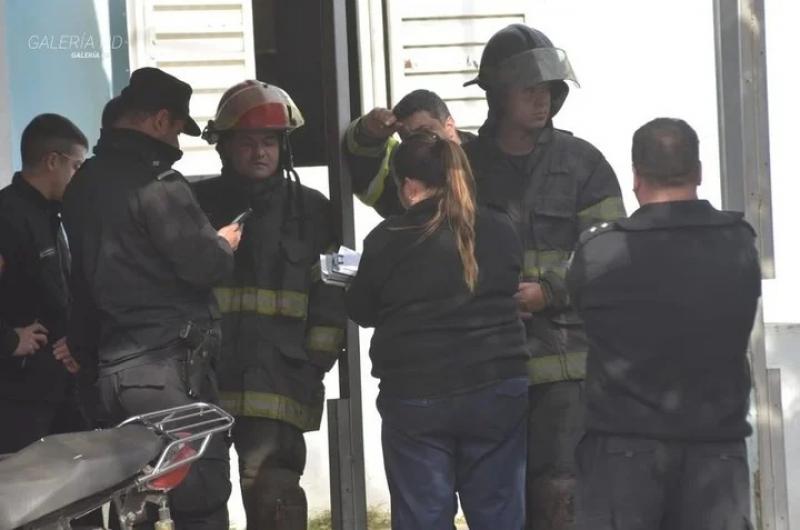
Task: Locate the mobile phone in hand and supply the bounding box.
[231,208,253,226]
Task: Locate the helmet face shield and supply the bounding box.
[475,48,579,90]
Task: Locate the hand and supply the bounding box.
[53,337,80,374]
[361,108,400,140]
[515,282,548,318]
[218,224,242,251]
[13,322,49,357]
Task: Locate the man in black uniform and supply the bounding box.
[567,118,761,529]
[0,114,87,453]
[63,68,242,529]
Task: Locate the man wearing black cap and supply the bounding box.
[460,25,626,530]
[63,67,242,529]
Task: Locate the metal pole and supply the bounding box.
[767,369,790,530]
[713,0,775,278]
[321,1,368,528]
[713,1,787,528]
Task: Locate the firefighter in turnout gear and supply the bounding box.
[461,25,627,530]
[194,81,346,530]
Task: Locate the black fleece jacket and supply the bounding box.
[347,200,528,398]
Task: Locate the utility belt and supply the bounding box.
[179,320,220,399]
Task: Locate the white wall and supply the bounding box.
[761,0,800,324]
[767,324,800,527]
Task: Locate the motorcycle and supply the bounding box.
[0,402,234,530]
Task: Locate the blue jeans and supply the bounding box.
[378,377,528,530]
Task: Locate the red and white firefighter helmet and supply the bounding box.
[202,80,305,144]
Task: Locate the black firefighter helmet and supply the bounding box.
[465,24,578,118]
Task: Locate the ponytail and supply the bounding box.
[395,133,479,292]
[435,141,478,291]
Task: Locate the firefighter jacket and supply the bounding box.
[62,129,233,370]
[193,169,346,432]
[464,125,626,385]
[567,200,760,440]
[343,116,476,218]
[0,174,72,403]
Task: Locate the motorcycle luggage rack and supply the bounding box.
[117,402,234,487]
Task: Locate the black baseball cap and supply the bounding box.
[119,67,201,136]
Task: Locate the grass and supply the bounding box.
[308,506,391,530]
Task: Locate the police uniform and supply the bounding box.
[567,200,760,530]
[63,68,234,530]
[0,174,84,453]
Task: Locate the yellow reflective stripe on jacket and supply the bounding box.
[214,287,308,318]
[345,119,389,157]
[219,391,323,432]
[523,249,572,280]
[528,352,587,385]
[358,137,399,207]
[577,196,626,231]
[306,326,345,354]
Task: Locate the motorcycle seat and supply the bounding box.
[0,424,164,529]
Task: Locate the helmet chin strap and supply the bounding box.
[280,131,306,240]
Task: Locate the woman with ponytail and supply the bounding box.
[347,133,529,530]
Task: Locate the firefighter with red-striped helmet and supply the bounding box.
[203,80,304,193]
[195,80,345,530]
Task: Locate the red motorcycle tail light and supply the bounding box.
[147,434,197,491]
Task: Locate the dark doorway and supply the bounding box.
[251,0,361,167]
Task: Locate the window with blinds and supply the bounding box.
[385,0,526,133]
[126,0,256,176]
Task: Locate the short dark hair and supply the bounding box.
[632,118,700,186]
[20,114,88,167]
[392,89,451,122]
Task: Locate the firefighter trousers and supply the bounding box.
[232,416,308,530]
[527,381,585,530]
